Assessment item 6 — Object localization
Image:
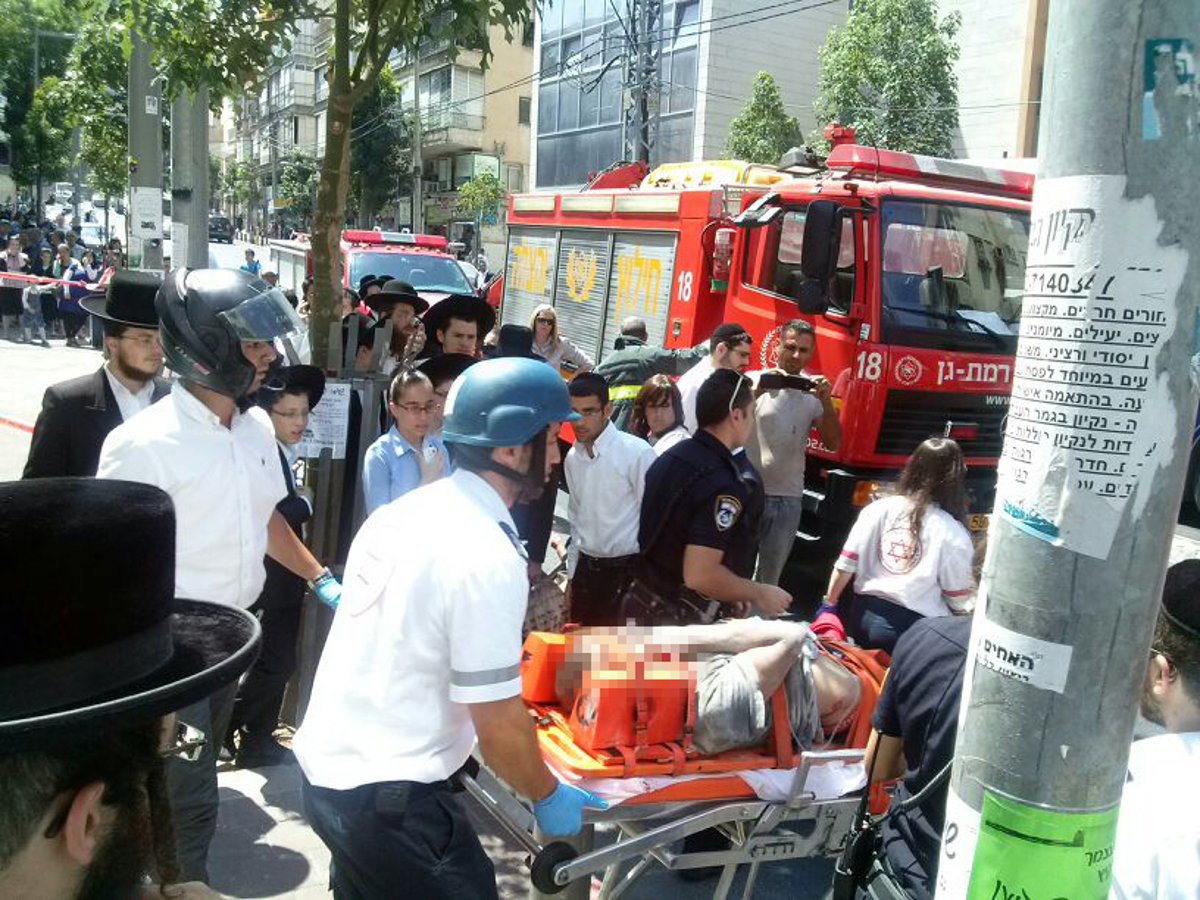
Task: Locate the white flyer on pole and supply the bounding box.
[297,381,351,460]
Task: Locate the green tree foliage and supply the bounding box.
[15,76,73,188]
[227,159,261,220]
[0,0,77,195]
[279,150,318,227]
[812,0,961,157]
[724,72,804,165]
[350,66,408,226]
[56,17,128,200]
[305,0,531,363]
[456,171,503,216]
[209,155,223,209]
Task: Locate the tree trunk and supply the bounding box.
[308,0,354,367]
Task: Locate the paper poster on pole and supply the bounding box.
[130,187,163,240]
[297,381,351,459]
[996,175,1188,559]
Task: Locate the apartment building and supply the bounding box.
[531,0,848,189]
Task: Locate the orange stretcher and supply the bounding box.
[461,629,890,898]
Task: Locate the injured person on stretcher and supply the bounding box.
[554,619,864,755]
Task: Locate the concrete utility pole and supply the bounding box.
[411,47,423,234]
[170,87,211,268]
[620,0,660,164]
[935,4,1200,899]
[127,34,163,272]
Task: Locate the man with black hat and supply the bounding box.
[96,269,342,882]
[366,279,428,369]
[421,292,496,358]
[23,270,170,478]
[675,322,754,433]
[0,478,261,900]
[226,364,326,768]
[294,357,605,899]
[1110,560,1200,897]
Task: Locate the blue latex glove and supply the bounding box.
[534,783,608,836]
[312,568,342,609]
[814,602,839,619]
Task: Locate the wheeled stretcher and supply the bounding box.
[461,632,889,899]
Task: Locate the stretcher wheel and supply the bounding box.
[530,841,577,894]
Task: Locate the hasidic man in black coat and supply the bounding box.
[22,270,170,478]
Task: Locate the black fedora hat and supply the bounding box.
[497,323,543,360]
[258,363,326,410]
[417,352,477,386]
[424,293,497,340]
[0,479,261,750]
[358,274,388,297]
[367,279,429,315]
[79,269,162,328]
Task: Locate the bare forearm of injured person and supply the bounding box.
[683,545,760,606]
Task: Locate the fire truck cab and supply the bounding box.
[269,230,478,304]
[500,137,1032,545]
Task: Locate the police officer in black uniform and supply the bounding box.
[625,368,791,624]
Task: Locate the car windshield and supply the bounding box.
[349,251,473,295]
[880,200,1029,354]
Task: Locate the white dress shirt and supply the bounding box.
[294,470,529,788]
[1110,731,1200,899]
[676,356,718,433]
[103,365,158,422]
[564,422,656,572]
[97,385,287,609]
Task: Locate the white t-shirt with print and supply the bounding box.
[834,494,975,618]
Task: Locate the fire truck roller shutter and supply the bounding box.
[552,230,611,363]
[502,227,559,333]
[599,232,677,361]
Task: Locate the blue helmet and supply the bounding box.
[442,357,579,448]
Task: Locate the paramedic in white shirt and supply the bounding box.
[563,372,657,626]
[745,319,842,587]
[96,269,342,883]
[1110,559,1200,899]
[821,437,975,654]
[676,322,753,433]
[294,357,605,900]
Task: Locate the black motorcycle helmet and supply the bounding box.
[157,267,303,400]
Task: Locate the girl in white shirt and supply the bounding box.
[822,437,976,654]
[632,374,690,454]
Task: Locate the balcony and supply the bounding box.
[420,110,484,155]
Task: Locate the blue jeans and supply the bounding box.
[844,593,924,656]
[754,495,806,586]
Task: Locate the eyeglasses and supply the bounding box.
[118,334,162,349]
[535,317,555,325]
[397,402,436,415]
[728,375,749,417]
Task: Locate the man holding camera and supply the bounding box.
[745,319,841,587]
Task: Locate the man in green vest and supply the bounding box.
[594,317,708,432]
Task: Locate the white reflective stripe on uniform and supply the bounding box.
[451,663,521,688]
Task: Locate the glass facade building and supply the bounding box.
[536,0,701,187]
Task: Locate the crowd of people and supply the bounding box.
[3,264,1196,900]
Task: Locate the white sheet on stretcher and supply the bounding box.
[548,757,867,807]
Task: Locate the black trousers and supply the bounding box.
[570,553,636,626]
[228,560,305,748]
[302,775,498,900]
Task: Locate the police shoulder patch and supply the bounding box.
[714,494,743,531]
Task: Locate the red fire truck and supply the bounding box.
[269,230,478,304]
[499,135,1032,546]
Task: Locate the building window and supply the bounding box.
[519,96,532,125]
[504,163,524,192]
[292,116,299,145]
[523,20,535,47]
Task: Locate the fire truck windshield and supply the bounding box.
[880,200,1029,354]
[349,252,474,296]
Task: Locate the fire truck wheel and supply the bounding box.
[530,841,578,894]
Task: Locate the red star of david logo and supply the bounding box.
[880,525,922,574]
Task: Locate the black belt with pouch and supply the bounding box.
[618,577,719,626]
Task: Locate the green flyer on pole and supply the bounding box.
[966,791,1119,899]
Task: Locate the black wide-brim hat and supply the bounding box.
[0,479,261,750]
[423,293,497,339]
[367,278,429,315]
[79,269,163,328]
[358,274,388,297]
[497,323,542,360]
[417,352,477,386]
[258,363,325,409]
